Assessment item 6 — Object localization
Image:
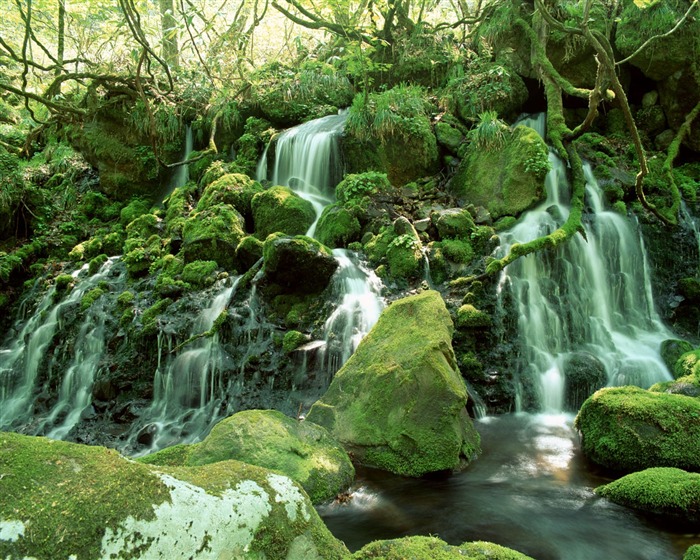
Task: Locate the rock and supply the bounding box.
[181,203,246,270]
[262,233,338,294]
[352,536,534,560]
[432,208,476,240]
[170,410,356,504]
[435,121,465,153]
[575,386,700,472]
[595,467,700,525]
[659,69,700,152]
[235,235,264,272]
[315,203,362,248]
[642,90,659,108]
[655,129,676,151]
[386,218,424,280]
[449,125,548,219]
[562,352,608,412]
[0,431,348,559]
[307,290,481,476]
[196,173,264,224]
[251,185,316,238]
[660,339,695,374]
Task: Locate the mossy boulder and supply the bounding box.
[197,173,264,223]
[596,467,700,524]
[236,235,264,271]
[315,203,362,248]
[307,290,481,476]
[262,234,338,294]
[181,203,246,270]
[352,536,534,560]
[686,545,700,560]
[449,125,548,219]
[660,339,696,374]
[178,410,355,504]
[563,351,608,412]
[455,304,491,328]
[0,431,348,559]
[575,386,700,472]
[251,186,316,238]
[432,208,476,240]
[674,349,700,378]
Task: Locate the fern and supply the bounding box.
[470,111,508,151]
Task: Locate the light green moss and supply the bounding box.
[197,173,263,219]
[352,536,534,560]
[181,260,219,288]
[685,545,700,560]
[283,330,307,353]
[596,467,700,521]
[575,386,700,471]
[456,304,491,328]
[307,291,480,476]
[80,286,106,311]
[386,234,423,280]
[236,235,264,272]
[181,203,245,270]
[140,298,173,337]
[185,410,355,504]
[251,186,316,238]
[674,349,700,379]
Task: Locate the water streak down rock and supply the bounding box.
[307,290,480,476]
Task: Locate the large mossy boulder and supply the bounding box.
[306,290,481,476]
[315,203,362,248]
[262,233,338,294]
[0,431,348,560]
[174,410,355,504]
[251,185,316,238]
[352,536,534,560]
[595,467,700,525]
[661,339,695,373]
[575,386,700,472]
[563,351,608,412]
[197,172,264,222]
[181,203,246,270]
[449,125,548,219]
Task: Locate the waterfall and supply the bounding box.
[258,112,385,378]
[0,257,126,433]
[160,124,192,200]
[498,114,673,412]
[131,277,239,452]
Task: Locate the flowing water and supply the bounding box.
[497,114,673,411]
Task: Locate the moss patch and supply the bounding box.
[352,536,534,559]
[252,186,316,238]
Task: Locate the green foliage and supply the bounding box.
[437,238,474,264]
[181,260,219,288]
[336,172,392,207]
[283,330,307,353]
[469,111,508,151]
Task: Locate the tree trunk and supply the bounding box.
[159,0,179,71]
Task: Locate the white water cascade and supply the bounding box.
[258,112,385,377]
[0,256,125,433]
[498,114,673,412]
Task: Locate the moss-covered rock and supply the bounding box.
[181,260,219,288]
[251,185,316,238]
[674,349,700,379]
[455,304,491,328]
[181,203,245,270]
[283,330,308,353]
[0,431,348,559]
[352,536,534,560]
[432,208,476,240]
[449,125,548,219]
[262,234,338,295]
[236,235,264,271]
[307,290,481,476]
[197,173,264,223]
[660,339,696,374]
[315,203,362,248]
[686,545,700,560]
[177,410,355,504]
[563,352,608,412]
[596,467,700,524]
[575,386,700,472]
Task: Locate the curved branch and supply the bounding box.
[271,0,373,43]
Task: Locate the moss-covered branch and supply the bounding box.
[662,99,700,215]
[170,310,228,353]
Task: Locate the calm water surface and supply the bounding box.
[319,414,700,559]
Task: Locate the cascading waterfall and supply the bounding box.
[498,114,673,412]
[0,256,126,433]
[258,112,385,377]
[132,277,239,451]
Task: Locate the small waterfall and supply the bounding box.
[681,201,700,275]
[258,112,384,378]
[133,277,239,452]
[0,257,125,433]
[498,114,673,412]
[161,124,192,200]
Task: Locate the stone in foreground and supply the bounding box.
[0,431,348,559]
[352,536,535,559]
[307,290,480,476]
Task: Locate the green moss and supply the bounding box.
[283,330,307,353]
[251,186,316,239]
[455,304,491,328]
[235,235,264,272]
[575,386,700,472]
[494,216,517,231]
[450,125,548,219]
[685,545,700,560]
[0,432,169,560]
[315,203,362,248]
[119,197,152,226]
[140,298,173,337]
[54,273,75,292]
[437,238,474,264]
[123,234,165,277]
[364,227,397,266]
[336,172,392,207]
[155,274,190,297]
[181,260,219,288]
[386,234,423,280]
[352,536,534,559]
[197,173,264,220]
[674,349,700,379]
[307,291,480,477]
[596,467,700,521]
[80,286,106,311]
[185,410,355,504]
[433,209,476,240]
[125,212,160,239]
[181,203,245,270]
[117,290,135,309]
[88,253,109,276]
[136,443,199,466]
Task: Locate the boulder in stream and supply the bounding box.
[141,409,355,505]
[575,386,700,472]
[251,185,316,238]
[0,431,348,559]
[307,290,481,476]
[352,535,534,559]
